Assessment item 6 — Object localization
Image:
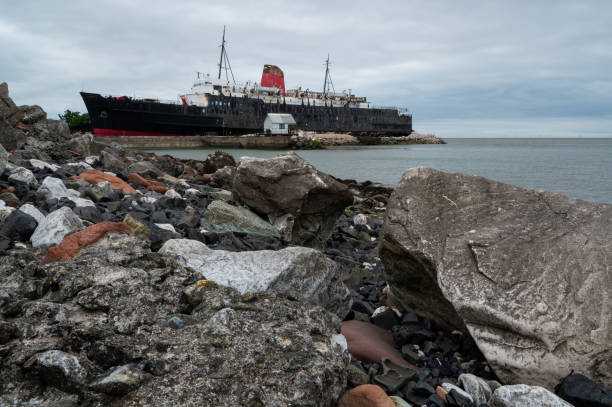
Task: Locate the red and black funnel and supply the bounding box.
[261,64,285,95]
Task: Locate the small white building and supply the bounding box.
[263,113,296,135]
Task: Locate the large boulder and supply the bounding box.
[201,199,280,239]
[379,167,612,389]
[0,234,349,406]
[232,152,353,248]
[0,143,8,174]
[0,82,24,126]
[159,238,352,318]
[202,150,236,173]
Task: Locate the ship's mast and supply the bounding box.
[217,26,236,84]
[322,54,335,96]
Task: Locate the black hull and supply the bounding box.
[81,92,412,136]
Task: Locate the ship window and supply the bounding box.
[279,124,285,129]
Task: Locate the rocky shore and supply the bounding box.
[1,81,610,406]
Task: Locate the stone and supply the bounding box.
[0,143,8,174]
[30,206,83,248]
[389,396,413,407]
[202,199,280,238]
[8,167,37,187]
[71,169,137,195]
[128,160,162,179]
[0,201,15,221]
[164,188,181,199]
[44,222,131,263]
[374,357,418,392]
[347,361,371,387]
[66,133,93,156]
[371,306,399,330]
[61,161,94,175]
[341,320,413,367]
[100,149,126,173]
[208,188,232,201]
[88,363,145,395]
[19,203,45,224]
[339,384,396,407]
[491,384,573,407]
[85,181,114,202]
[441,383,474,404]
[159,238,351,318]
[203,151,236,173]
[458,373,493,405]
[380,167,612,389]
[155,223,176,233]
[269,213,295,241]
[36,350,86,392]
[127,172,167,193]
[0,209,38,241]
[0,192,19,207]
[37,176,72,200]
[20,105,47,124]
[30,158,60,172]
[0,82,24,126]
[554,372,612,407]
[210,165,236,189]
[232,152,353,248]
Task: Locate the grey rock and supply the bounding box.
[210,165,236,189]
[37,176,77,200]
[203,150,236,173]
[100,149,126,173]
[380,167,612,389]
[30,158,60,172]
[0,200,15,221]
[441,382,474,404]
[66,133,93,156]
[85,181,114,202]
[208,188,232,201]
[232,152,353,248]
[202,199,280,238]
[0,82,24,126]
[0,143,8,174]
[36,350,86,392]
[0,119,24,151]
[88,363,145,395]
[159,238,352,318]
[269,213,295,241]
[9,166,38,187]
[30,206,83,248]
[491,384,573,407]
[0,209,38,241]
[373,357,418,392]
[19,203,46,224]
[0,233,349,406]
[128,160,162,179]
[458,373,492,405]
[20,105,47,124]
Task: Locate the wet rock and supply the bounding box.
[71,169,137,195]
[44,222,131,263]
[8,166,37,187]
[201,199,280,238]
[203,150,236,173]
[88,363,145,395]
[0,209,38,241]
[492,384,573,407]
[35,350,86,392]
[339,384,396,407]
[341,320,412,367]
[555,372,612,407]
[232,152,353,248]
[380,167,612,389]
[459,373,492,405]
[159,238,351,318]
[210,165,236,189]
[30,206,83,248]
[19,203,45,224]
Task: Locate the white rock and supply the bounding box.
[18,204,45,224]
[331,334,348,354]
[8,167,38,187]
[164,189,182,199]
[155,223,176,233]
[491,384,572,407]
[159,238,352,318]
[353,213,368,225]
[37,177,71,200]
[30,207,83,248]
[458,373,492,405]
[441,382,474,404]
[84,155,99,165]
[30,159,60,172]
[0,205,15,221]
[139,196,158,205]
[184,188,200,197]
[65,161,93,172]
[68,197,96,208]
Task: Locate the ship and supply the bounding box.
[81,27,412,137]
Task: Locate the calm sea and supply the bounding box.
[147,138,612,204]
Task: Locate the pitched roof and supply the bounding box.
[266,113,296,125]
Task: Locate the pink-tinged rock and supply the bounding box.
[338,384,396,407]
[43,222,131,263]
[127,173,167,194]
[341,320,413,367]
[71,169,137,195]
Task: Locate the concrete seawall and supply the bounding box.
[95,134,293,149]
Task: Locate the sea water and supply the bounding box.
[147,138,612,204]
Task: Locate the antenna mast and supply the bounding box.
[322,54,335,96]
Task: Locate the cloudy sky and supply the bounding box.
[1,0,611,137]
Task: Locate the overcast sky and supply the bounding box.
[1,0,611,137]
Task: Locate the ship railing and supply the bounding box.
[372,105,411,115]
[100,93,181,105]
